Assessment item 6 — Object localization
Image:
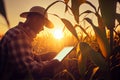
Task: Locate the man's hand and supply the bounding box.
[41,59,65,78]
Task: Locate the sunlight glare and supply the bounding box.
[53,29,63,39]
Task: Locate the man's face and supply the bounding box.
[31,14,45,34]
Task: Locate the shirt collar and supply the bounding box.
[17,22,36,41]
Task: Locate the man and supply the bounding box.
[0,6,64,80]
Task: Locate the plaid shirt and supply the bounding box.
[0,22,59,80]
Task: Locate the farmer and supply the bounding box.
[0,6,64,80]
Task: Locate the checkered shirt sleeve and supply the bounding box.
[6,28,46,77]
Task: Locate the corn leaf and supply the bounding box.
[85,1,97,12]
[71,0,86,23]
[64,0,69,3]
[0,0,9,27]
[79,10,94,17]
[95,13,106,34]
[78,43,88,77]
[80,42,107,70]
[65,3,68,12]
[63,0,69,12]
[98,0,117,29]
[89,67,99,80]
[61,18,79,41]
[71,0,80,23]
[71,0,85,23]
[85,18,110,59]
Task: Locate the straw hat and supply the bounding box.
[20,6,54,28]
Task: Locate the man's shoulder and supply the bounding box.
[5,26,26,41]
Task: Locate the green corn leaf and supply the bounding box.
[65,3,68,12]
[64,0,69,4]
[85,18,110,59]
[80,42,107,71]
[78,52,87,77]
[98,0,117,29]
[61,18,79,41]
[79,10,94,17]
[89,67,99,80]
[95,13,106,35]
[71,0,86,23]
[63,0,69,12]
[71,0,80,23]
[85,1,97,12]
[0,0,9,27]
[78,42,89,77]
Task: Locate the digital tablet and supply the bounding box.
[54,46,74,61]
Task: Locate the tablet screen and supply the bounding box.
[54,46,74,61]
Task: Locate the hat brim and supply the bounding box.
[20,12,54,28]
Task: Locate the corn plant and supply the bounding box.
[0,0,9,27]
[44,0,120,80]
[98,0,118,54]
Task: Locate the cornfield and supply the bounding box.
[0,0,120,80]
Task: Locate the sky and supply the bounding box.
[0,0,100,35]
[3,0,98,26]
[1,0,119,35]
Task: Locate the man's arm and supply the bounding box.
[7,36,64,79]
[7,36,44,73]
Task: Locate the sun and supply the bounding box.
[53,29,63,39]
